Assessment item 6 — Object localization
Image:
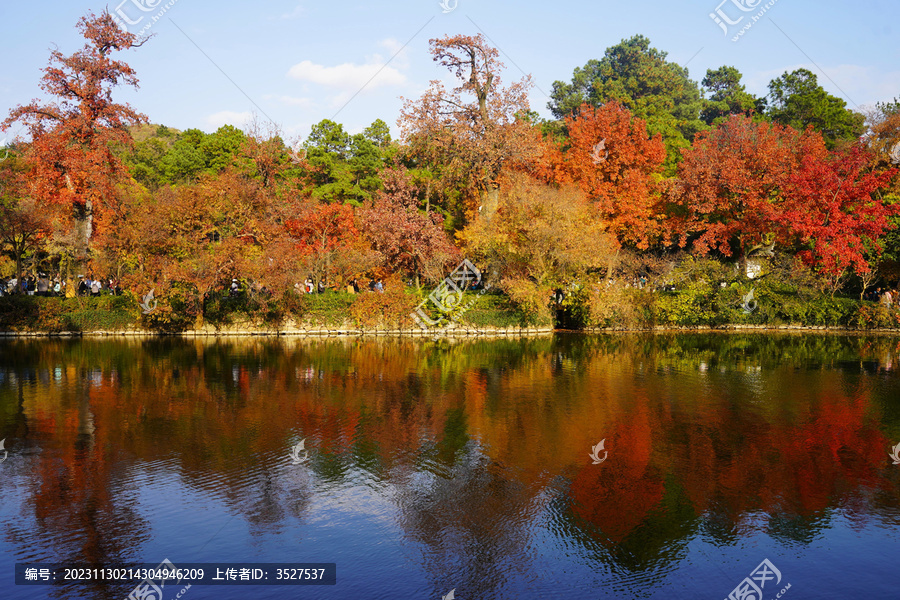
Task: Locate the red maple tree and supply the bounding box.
[2,10,148,256]
[669,115,817,259]
[282,200,374,289]
[359,167,459,286]
[780,144,898,277]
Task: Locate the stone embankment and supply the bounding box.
[0,324,555,338]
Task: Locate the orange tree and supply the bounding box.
[2,10,148,258]
[537,102,666,249]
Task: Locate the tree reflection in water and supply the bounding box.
[0,333,898,599]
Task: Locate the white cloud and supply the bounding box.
[820,64,900,107]
[205,110,253,130]
[281,3,304,20]
[287,59,406,90]
[375,38,409,70]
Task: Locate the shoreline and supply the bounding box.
[3,323,900,337]
[0,326,556,338]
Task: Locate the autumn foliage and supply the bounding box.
[671,115,899,277]
[780,145,897,276]
[398,34,539,221]
[359,167,459,285]
[2,11,147,253]
[460,173,616,320]
[3,11,900,325]
[537,102,667,248]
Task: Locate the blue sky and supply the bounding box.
[1,0,898,148]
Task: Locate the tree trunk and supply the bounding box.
[606,248,620,281]
[73,200,93,259]
[84,199,93,252]
[14,244,23,281]
[480,187,500,221]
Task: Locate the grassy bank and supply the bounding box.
[0,284,896,333]
[0,288,547,333]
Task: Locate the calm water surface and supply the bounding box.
[1,334,899,599]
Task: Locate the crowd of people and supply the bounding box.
[2,270,899,308]
[1,272,389,300]
[0,274,122,297]
[287,278,383,297]
[221,277,386,299]
[871,287,899,307]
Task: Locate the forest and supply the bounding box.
[1,10,899,331]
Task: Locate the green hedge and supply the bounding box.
[458,291,553,328]
[2,286,897,332]
[0,295,139,332]
[590,280,895,329]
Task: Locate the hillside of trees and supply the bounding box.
[1,11,899,331]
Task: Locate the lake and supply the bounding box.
[1,333,899,599]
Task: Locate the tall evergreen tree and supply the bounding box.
[549,35,706,173]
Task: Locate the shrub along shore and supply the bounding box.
[1,281,899,336]
[0,289,550,335]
